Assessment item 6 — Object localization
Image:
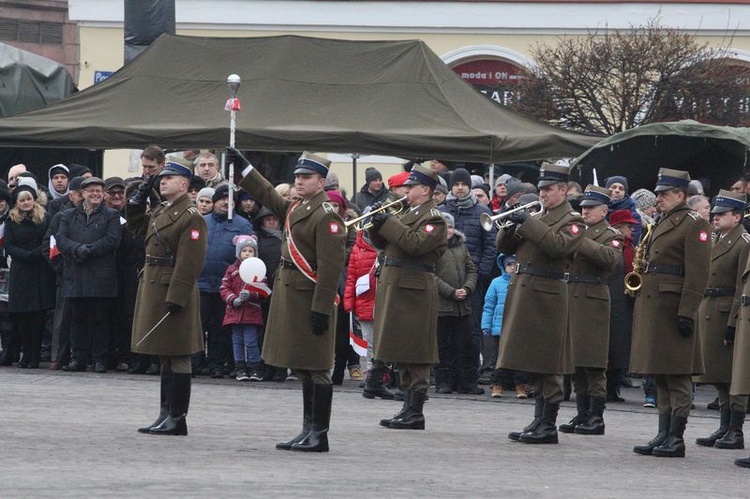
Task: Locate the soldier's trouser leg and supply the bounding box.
[530,373,564,404]
[291,369,332,452]
[575,368,607,435]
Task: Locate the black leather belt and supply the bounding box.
[515,263,569,282]
[568,274,605,285]
[643,263,684,276]
[280,258,316,271]
[145,255,174,267]
[384,257,435,274]
[704,288,735,297]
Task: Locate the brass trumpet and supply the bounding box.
[480,201,543,231]
[345,196,408,231]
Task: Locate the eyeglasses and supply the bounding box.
[107,190,125,196]
[84,189,104,194]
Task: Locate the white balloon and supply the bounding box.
[239,257,267,284]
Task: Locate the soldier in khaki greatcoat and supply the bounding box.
[228,148,347,453]
[731,223,750,468]
[127,159,208,436]
[559,185,622,437]
[495,163,584,445]
[693,191,749,451]
[630,168,711,458]
[368,164,447,431]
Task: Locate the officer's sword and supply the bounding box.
[135,311,171,347]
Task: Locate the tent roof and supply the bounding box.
[0,34,600,161]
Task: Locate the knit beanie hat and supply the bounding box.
[234,234,258,258]
[442,212,455,227]
[435,175,449,195]
[450,168,472,189]
[12,177,38,205]
[605,176,629,193]
[631,188,656,211]
[197,187,215,202]
[471,175,485,188]
[212,184,230,203]
[365,167,383,183]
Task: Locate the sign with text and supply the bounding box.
[94,71,114,85]
[451,59,526,106]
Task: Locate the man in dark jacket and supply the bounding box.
[58,177,122,373]
[439,168,497,380]
[350,167,388,212]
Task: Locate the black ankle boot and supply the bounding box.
[380,390,410,427]
[575,396,606,435]
[362,365,395,400]
[696,408,729,447]
[510,396,544,441]
[559,393,589,434]
[715,410,745,449]
[150,373,191,436]
[652,415,687,458]
[277,380,314,450]
[389,390,426,430]
[634,412,671,455]
[291,383,332,452]
[520,400,559,444]
[138,368,171,434]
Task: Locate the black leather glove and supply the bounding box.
[166,302,182,314]
[128,177,152,205]
[225,147,250,169]
[368,201,385,213]
[369,211,390,230]
[74,244,91,260]
[676,316,694,338]
[311,312,329,336]
[508,208,530,225]
[725,326,736,343]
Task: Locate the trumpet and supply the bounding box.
[480,201,543,231]
[345,196,408,231]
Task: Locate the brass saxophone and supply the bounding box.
[624,223,652,297]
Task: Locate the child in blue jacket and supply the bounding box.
[481,253,530,398]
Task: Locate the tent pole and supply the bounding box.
[351,153,360,197]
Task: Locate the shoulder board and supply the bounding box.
[606,226,622,236]
[187,206,200,216]
[687,210,700,221]
[430,209,442,218]
[569,211,584,219]
[321,202,334,214]
[742,233,750,244]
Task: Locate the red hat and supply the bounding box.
[387,172,410,189]
[609,209,638,226]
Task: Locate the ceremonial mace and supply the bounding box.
[224,74,241,220]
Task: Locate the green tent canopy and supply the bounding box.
[0,34,600,162]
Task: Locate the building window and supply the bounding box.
[0,19,64,45]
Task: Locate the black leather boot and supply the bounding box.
[715,410,745,449]
[150,373,191,436]
[559,393,590,434]
[362,364,395,400]
[696,408,729,447]
[277,380,313,450]
[291,383,332,452]
[652,415,687,457]
[576,396,606,435]
[380,390,410,427]
[735,455,750,468]
[509,396,544,441]
[389,390,426,430]
[634,412,671,455]
[519,400,559,444]
[138,368,171,434]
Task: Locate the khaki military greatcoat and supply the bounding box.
[694,224,749,384]
[568,219,623,368]
[630,205,711,375]
[495,201,584,374]
[239,169,346,370]
[128,194,207,356]
[730,240,750,395]
[370,200,447,364]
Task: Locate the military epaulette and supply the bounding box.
[742,233,750,244]
[187,206,200,216]
[570,211,584,219]
[606,226,622,236]
[430,209,442,218]
[687,210,701,221]
[321,202,335,214]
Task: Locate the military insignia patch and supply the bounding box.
[699,231,709,243]
[743,233,750,244]
[330,221,340,234]
[570,224,580,235]
[425,224,435,233]
[322,202,334,213]
[190,229,200,240]
[611,239,621,248]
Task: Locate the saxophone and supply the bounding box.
[624,223,652,297]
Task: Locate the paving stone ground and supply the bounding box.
[1,367,747,498]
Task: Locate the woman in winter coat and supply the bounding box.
[4,181,55,368]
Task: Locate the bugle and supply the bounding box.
[480,201,543,231]
[345,196,408,231]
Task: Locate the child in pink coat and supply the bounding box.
[220,235,270,381]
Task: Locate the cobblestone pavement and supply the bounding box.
[1,368,747,498]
